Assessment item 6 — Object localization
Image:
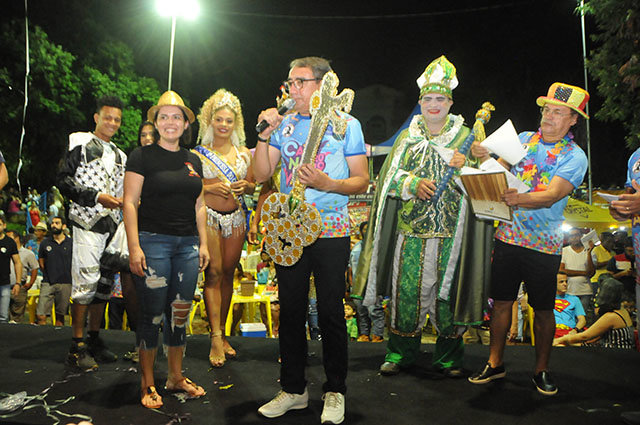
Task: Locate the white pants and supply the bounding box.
[71,226,111,304]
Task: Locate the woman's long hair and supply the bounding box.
[595,275,624,316]
[137,120,158,146]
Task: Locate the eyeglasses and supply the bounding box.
[540,107,572,118]
[283,78,321,92]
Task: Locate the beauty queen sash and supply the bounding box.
[194,145,248,213]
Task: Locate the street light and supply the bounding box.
[156,0,200,91]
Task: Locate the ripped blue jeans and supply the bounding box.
[134,232,200,349]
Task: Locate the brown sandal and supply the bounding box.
[141,386,163,409]
[164,377,206,398]
[209,331,225,368]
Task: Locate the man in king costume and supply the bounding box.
[354,56,493,377]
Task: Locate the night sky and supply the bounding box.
[5,0,629,187]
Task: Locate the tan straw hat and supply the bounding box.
[147,90,195,123]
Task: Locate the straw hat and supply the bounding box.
[536,82,589,119]
[147,90,195,123]
[34,222,47,231]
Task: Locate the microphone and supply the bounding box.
[255,98,296,133]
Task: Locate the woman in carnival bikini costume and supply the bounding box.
[192,89,256,367]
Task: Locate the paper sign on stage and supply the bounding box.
[459,170,512,223]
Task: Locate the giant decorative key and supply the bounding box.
[262,71,355,266]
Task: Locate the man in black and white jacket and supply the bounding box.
[58,95,126,371]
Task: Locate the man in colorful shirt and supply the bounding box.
[253,56,368,424]
[553,271,586,338]
[609,103,640,425]
[468,82,589,396]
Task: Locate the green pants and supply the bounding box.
[384,332,464,370]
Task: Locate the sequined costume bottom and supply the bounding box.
[206,207,245,238]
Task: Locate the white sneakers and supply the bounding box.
[258,388,309,418]
[321,392,345,424]
[257,388,345,424]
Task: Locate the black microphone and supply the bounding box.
[255,98,296,133]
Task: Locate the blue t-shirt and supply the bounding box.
[495,131,588,255]
[350,240,363,272]
[24,239,43,277]
[270,112,366,238]
[625,147,640,282]
[554,293,585,328]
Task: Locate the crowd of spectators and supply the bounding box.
[0,184,638,351]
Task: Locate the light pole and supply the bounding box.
[156,0,200,91]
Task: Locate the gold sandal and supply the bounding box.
[209,331,225,368]
[141,386,163,409]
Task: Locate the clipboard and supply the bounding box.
[460,171,512,222]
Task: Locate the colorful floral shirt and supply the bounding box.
[269,112,366,238]
[495,130,587,255]
[625,147,640,283]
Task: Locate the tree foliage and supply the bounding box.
[0,19,161,191]
[583,0,640,148]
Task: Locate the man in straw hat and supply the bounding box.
[469,82,590,396]
[353,55,493,380]
[254,56,369,425]
[58,95,127,371]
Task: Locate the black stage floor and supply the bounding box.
[0,323,639,425]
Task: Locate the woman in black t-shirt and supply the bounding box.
[123,91,209,409]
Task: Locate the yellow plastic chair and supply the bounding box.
[104,302,129,330]
[225,291,272,337]
[188,299,206,335]
[527,305,535,346]
[27,288,62,325]
[26,288,39,324]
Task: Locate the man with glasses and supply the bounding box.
[469,82,589,396]
[254,56,368,424]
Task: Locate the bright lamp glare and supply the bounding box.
[183,0,200,20]
[620,226,627,231]
[561,223,572,232]
[156,0,199,19]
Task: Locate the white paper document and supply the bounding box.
[581,229,600,249]
[596,192,620,203]
[480,120,527,165]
